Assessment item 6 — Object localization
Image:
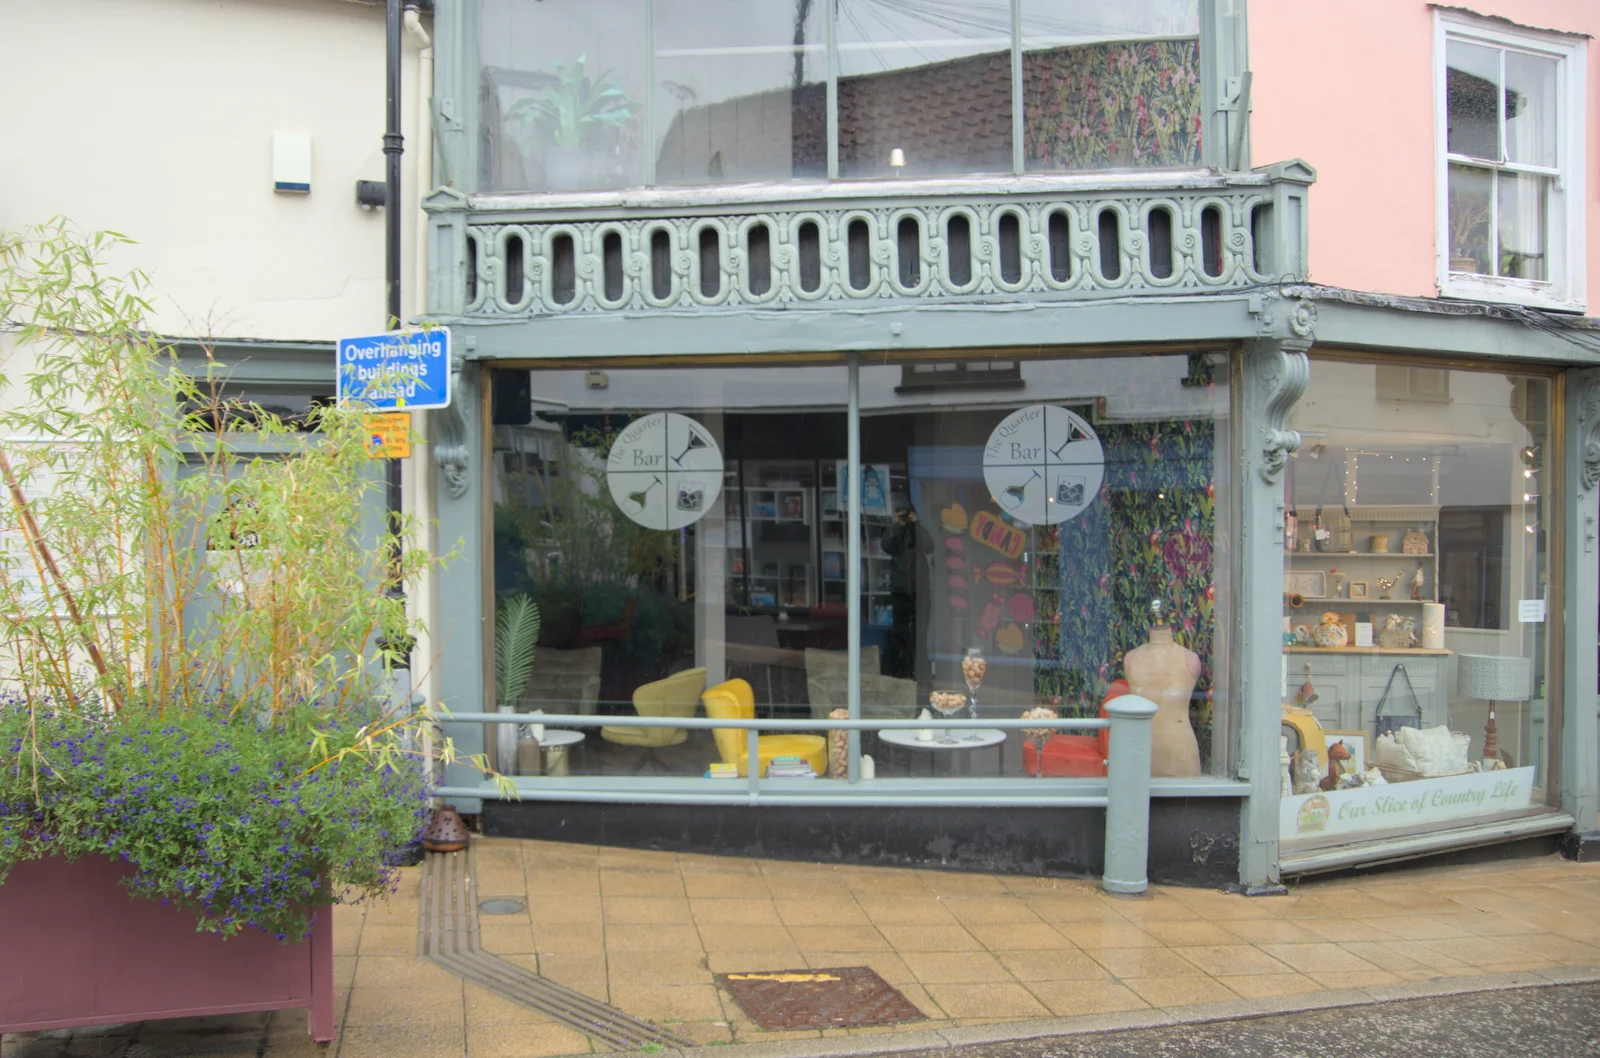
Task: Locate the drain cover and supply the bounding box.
[716,966,924,1030]
[478,898,527,915]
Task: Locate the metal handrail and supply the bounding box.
[434,711,1107,732]
[431,695,1161,895]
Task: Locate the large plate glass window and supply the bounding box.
[490,362,847,779]
[854,350,1232,778]
[476,0,1211,191]
[1279,358,1558,852]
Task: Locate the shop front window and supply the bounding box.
[489,350,1230,781]
[1279,358,1555,850]
[477,0,1203,192]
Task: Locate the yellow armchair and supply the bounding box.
[601,668,707,748]
[702,678,828,778]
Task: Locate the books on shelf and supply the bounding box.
[705,763,740,780]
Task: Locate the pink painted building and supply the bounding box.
[1253,0,1596,312]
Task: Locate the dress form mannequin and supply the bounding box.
[1124,622,1203,777]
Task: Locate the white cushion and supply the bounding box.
[1396,724,1471,776]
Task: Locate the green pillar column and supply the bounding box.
[1236,308,1313,888]
[1561,369,1600,857]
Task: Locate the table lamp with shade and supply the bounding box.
[1455,654,1532,764]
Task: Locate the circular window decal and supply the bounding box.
[982,405,1105,527]
[606,412,724,530]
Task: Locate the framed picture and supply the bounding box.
[1324,731,1368,776]
[837,460,892,517]
[1283,570,1326,599]
[1350,581,1369,599]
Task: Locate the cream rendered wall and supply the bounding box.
[0,0,425,340]
[1249,0,1600,307]
[0,0,440,709]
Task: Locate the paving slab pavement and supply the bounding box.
[4,838,1600,1057]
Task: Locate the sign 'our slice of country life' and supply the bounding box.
[336,327,452,411]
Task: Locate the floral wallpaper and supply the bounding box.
[1023,39,1203,171]
[1032,412,1218,760]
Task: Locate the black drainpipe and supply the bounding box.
[382,0,409,636]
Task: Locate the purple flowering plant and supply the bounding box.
[0,223,503,938]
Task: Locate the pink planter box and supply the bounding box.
[0,855,335,1041]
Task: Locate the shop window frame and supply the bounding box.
[465,0,1235,190]
[1433,10,1588,312]
[481,347,1238,782]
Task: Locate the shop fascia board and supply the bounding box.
[169,337,337,388]
[1296,292,1600,367]
[445,294,1264,362]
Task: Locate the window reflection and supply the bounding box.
[1280,362,1551,848]
[490,352,1230,780]
[478,0,1206,190]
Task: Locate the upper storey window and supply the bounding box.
[1437,11,1587,311]
[476,0,1202,193]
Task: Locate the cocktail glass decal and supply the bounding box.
[626,475,661,511]
[672,430,711,466]
[1001,470,1040,508]
[1049,422,1091,459]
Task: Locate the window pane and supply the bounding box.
[478,0,647,192]
[835,1,1013,178]
[1505,50,1558,169]
[653,0,826,184]
[858,351,1232,775]
[1283,364,1552,846]
[1497,171,1548,281]
[490,364,847,778]
[1447,163,1493,274]
[1022,0,1202,171]
[1446,39,1501,160]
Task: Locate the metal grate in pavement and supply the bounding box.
[418,846,692,1050]
[716,966,925,1030]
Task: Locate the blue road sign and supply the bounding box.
[336,327,452,411]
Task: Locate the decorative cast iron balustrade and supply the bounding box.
[438,165,1314,319]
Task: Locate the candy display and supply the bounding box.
[1020,706,1059,778]
[969,510,1026,559]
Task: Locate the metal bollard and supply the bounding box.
[1102,693,1159,895]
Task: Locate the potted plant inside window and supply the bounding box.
[1448,179,1492,275]
[506,55,635,191]
[0,223,495,1043]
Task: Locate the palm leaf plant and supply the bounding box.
[505,55,634,148]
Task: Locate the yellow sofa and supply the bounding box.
[601,667,707,749]
[703,677,828,778]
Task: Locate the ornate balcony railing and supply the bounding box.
[426,162,1314,320]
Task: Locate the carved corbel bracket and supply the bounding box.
[1580,375,1600,493]
[1254,344,1311,484]
[434,350,470,500]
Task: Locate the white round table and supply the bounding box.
[876,727,1006,776]
[520,728,584,776]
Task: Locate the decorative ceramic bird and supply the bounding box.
[1295,662,1319,709]
[1409,562,1426,601]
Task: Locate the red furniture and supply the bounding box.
[1020,680,1128,778]
[0,855,335,1041]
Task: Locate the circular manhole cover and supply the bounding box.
[479,898,527,915]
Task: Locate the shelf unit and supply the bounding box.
[1286,504,1439,626]
[819,462,907,626]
